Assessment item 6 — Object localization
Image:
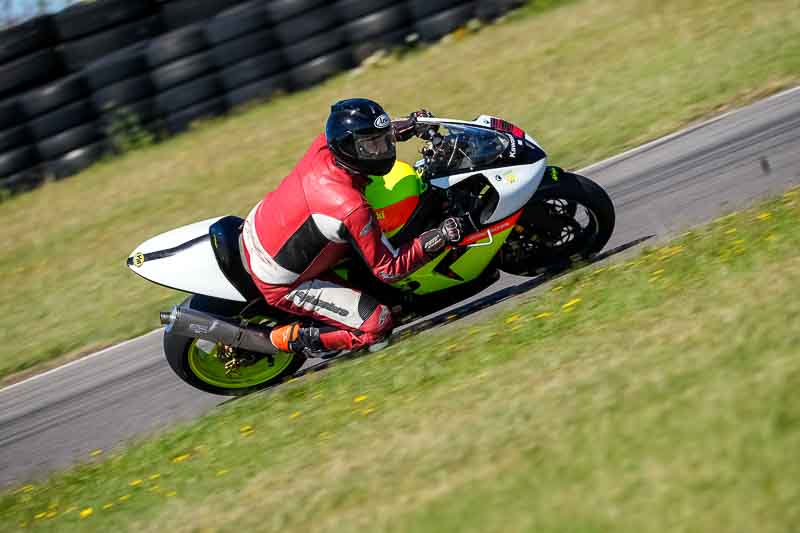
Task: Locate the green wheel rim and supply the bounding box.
[187,339,296,389]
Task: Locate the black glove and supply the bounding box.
[419,217,464,255]
[393,109,435,142]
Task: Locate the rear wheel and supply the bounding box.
[165,333,305,396]
[499,171,615,275]
[163,296,306,396]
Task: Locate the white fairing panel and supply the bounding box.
[127,216,247,302]
[429,160,546,224]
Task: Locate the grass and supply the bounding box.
[0,0,799,380]
[3,185,800,532]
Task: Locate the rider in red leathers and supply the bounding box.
[240,98,462,356]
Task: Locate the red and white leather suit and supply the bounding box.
[240,134,430,351]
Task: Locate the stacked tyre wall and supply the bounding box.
[0,0,524,196]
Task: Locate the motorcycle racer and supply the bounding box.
[240,98,463,356]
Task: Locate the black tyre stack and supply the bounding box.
[338,0,412,65]
[208,2,289,110]
[54,0,162,72]
[268,1,354,91]
[22,74,110,180]
[410,0,477,43]
[475,0,525,22]
[0,99,44,193]
[0,16,59,191]
[158,0,244,31]
[148,24,227,134]
[85,44,163,151]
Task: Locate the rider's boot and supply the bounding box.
[269,323,340,359]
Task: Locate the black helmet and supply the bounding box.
[326,98,396,177]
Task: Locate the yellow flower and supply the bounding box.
[551,285,564,292]
[505,314,521,324]
[79,508,93,519]
[289,411,302,419]
[562,298,582,310]
[362,407,376,416]
[148,485,161,492]
[35,512,47,520]
[535,312,552,319]
[216,469,229,477]
[90,449,103,457]
[129,479,143,486]
[172,454,191,463]
[652,269,665,276]
[118,495,131,502]
[102,503,113,510]
[353,395,368,403]
[756,212,771,221]
[45,511,57,519]
[166,491,177,497]
[239,425,253,433]
[148,473,161,481]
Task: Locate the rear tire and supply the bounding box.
[163,296,306,396]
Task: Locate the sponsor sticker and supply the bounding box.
[374,114,391,129]
[132,252,145,268]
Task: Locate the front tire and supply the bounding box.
[499,171,615,275]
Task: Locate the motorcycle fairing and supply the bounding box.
[127,216,247,302]
[429,160,546,224]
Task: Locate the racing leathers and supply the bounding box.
[241,133,450,353]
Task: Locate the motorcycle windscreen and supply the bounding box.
[127,216,247,302]
[366,160,423,237]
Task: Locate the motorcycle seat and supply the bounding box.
[209,216,264,302]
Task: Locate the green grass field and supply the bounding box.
[4,186,800,532]
[1,0,799,382]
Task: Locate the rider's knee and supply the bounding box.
[359,302,394,339]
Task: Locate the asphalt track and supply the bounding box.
[1,87,799,488]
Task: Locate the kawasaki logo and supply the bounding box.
[374,114,390,128]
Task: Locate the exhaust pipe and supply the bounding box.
[160,305,278,354]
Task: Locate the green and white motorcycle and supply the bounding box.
[127,115,615,395]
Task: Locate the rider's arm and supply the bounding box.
[342,204,430,283]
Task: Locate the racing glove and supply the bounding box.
[419,217,464,255]
[393,109,435,141]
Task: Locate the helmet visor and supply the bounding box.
[354,131,396,160]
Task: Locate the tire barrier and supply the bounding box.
[1,0,526,199]
[414,2,478,43]
[149,24,226,134]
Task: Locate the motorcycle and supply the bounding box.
[127,114,615,395]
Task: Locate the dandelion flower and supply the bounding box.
[129,479,143,486]
[35,512,47,520]
[118,495,131,502]
[505,314,521,324]
[79,508,93,519]
[535,312,553,319]
[45,511,57,519]
[353,395,368,403]
[166,491,177,497]
[756,212,771,221]
[148,473,161,481]
[102,503,113,510]
[551,285,564,292]
[172,454,191,464]
[289,411,302,419]
[239,425,253,433]
[562,298,582,310]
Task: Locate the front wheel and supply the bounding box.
[499,170,615,275]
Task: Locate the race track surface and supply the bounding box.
[1,87,798,488]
